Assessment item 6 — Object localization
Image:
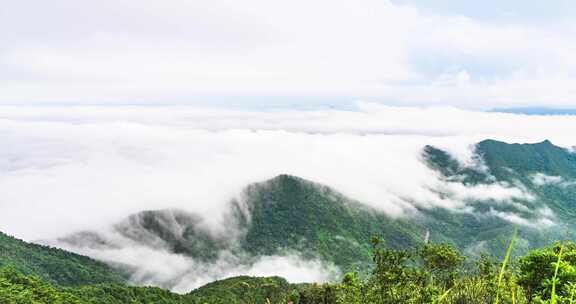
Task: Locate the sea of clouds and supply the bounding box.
[1,102,575,291]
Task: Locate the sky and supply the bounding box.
[2,0,576,109]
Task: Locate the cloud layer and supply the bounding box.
[2,0,576,107]
[1,103,573,290]
[1,103,573,241]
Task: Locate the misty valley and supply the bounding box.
[4,138,576,303]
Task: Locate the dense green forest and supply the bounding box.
[235,174,424,270]
[3,231,576,303]
[0,232,125,287]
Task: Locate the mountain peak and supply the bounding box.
[267,174,310,185]
[474,138,576,179]
[478,138,557,148]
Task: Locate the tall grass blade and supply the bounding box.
[570,283,576,304]
[433,286,453,304]
[494,229,517,304]
[551,243,564,304]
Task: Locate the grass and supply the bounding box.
[495,229,517,304]
[551,243,564,304]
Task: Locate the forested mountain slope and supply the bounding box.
[58,174,425,276]
[234,174,424,270]
[420,139,576,256]
[0,232,125,287]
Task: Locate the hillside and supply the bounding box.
[0,232,125,287]
[4,237,576,304]
[235,174,424,269]
[420,139,576,256]
[57,174,425,280]
[0,233,300,304]
[0,266,299,304]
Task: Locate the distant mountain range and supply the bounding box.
[492,107,576,115]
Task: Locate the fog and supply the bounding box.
[2,103,574,239]
[1,102,574,290]
[52,235,339,292]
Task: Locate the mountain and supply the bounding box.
[187,276,295,303]
[234,174,424,269]
[0,232,125,287]
[0,262,299,304]
[477,139,576,217]
[0,232,306,303]
[54,139,576,292]
[477,139,576,181]
[492,107,576,115]
[57,174,425,283]
[420,139,576,255]
[59,209,232,262]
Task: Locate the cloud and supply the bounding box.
[1,0,576,107]
[488,208,556,229]
[0,103,569,242]
[532,173,576,188]
[49,236,338,293]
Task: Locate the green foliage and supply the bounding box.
[187,276,294,304]
[236,174,424,272]
[518,242,576,303]
[420,243,465,288]
[0,232,125,287]
[8,235,576,304]
[0,267,83,304]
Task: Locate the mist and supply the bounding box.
[2,103,573,240]
[1,102,573,290]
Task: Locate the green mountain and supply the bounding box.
[187,276,295,303]
[0,232,125,287]
[477,139,576,181]
[235,174,424,270]
[58,174,425,280]
[0,233,308,303]
[420,139,576,256]
[0,264,300,304]
[52,139,576,292]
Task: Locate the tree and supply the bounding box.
[517,242,576,302]
[419,243,465,288]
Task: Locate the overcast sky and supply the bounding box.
[2,0,576,108]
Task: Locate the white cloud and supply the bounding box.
[532,173,564,186]
[1,0,576,107]
[532,173,576,188]
[488,208,556,229]
[50,236,338,293]
[0,103,568,242]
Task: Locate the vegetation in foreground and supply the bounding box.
[4,231,576,303]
